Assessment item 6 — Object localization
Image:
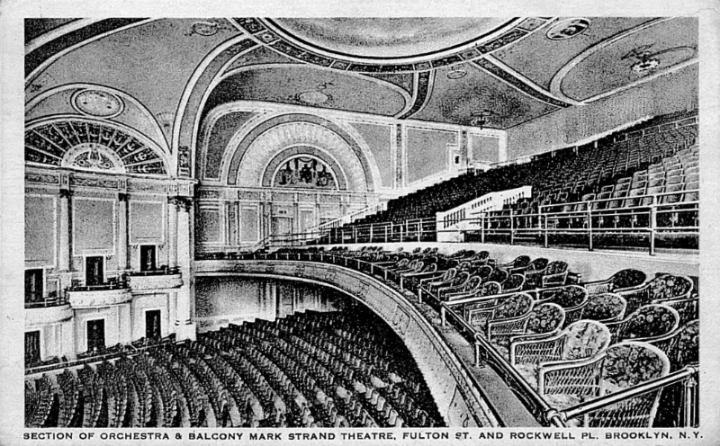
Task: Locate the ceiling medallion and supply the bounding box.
[186,20,232,37]
[447,69,468,80]
[295,82,334,105]
[546,18,590,40]
[622,45,662,75]
[72,89,124,118]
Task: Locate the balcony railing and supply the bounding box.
[25,292,68,308]
[126,266,181,276]
[247,190,698,256]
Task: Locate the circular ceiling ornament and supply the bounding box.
[447,69,468,79]
[297,91,330,105]
[72,89,124,118]
[546,18,590,40]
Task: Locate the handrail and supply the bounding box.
[557,365,698,424]
[441,303,566,427]
[310,200,387,232]
[25,335,179,376]
[538,189,699,213]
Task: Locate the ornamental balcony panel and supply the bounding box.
[67,286,132,308]
[25,304,73,326]
[126,271,183,291]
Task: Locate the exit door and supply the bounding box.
[85,256,104,286]
[146,310,161,340]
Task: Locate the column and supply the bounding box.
[172,196,196,341]
[117,193,129,271]
[58,189,74,294]
[167,197,178,269]
[58,189,71,272]
[395,123,404,188]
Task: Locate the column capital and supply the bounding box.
[168,196,193,212]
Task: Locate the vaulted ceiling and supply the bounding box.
[26,17,698,142]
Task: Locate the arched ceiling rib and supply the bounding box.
[25,17,698,162]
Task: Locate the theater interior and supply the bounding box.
[20,17,702,429]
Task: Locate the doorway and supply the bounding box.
[25,269,43,303]
[85,256,104,286]
[145,310,161,340]
[87,319,105,352]
[140,245,157,272]
[25,331,41,365]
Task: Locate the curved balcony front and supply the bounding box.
[67,285,132,308]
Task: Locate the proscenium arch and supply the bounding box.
[263,147,347,190]
[223,113,379,192]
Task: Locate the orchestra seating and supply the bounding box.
[327,110,697,248]
[24,307,445,428]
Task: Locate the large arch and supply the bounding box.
[223,113,380,192]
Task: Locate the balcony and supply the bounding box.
[126,266,183,291]
[67,281,132,308]
[25,292,67,309]
[25,293,72,325]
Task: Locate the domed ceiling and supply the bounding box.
[25,17,698,145]
[264,18,516,61]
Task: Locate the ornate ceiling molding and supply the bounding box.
[25,117,169,176]
[549,17,695,104]
[231,17,553,75]
[474,57,574,108]
[397,71,435,119]
[25,83,171,154]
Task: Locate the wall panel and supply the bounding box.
[406,127,457,184]
[73,198,115,255]
[25,195,56,265]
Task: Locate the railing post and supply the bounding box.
[685,374,698,427]
[369,224,374,243]
[385,225,388,243]
[474,340,481,367]
[340,229,344,245]
[441,306,446,327]
[544,214,549,248]
[650,206,657,256]
[418,288,423,304]
[587,208,593,251]
[510,209,514,245]
[481,214,485,244]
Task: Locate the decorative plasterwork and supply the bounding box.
[25,304,73,326]
[71,89,124,118]
[61,143,126,173]
[67,288,132,308]
[474,58,573,108]
[127,273,183,291]
[25,118,168,175]
[549,18,697,104]
[232,17,551,73]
